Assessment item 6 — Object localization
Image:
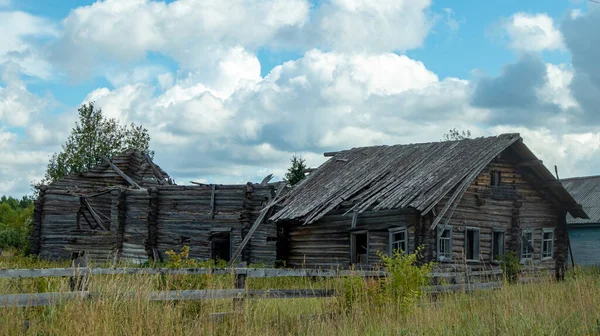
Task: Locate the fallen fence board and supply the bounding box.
[0,267,389,279]
[0,289,336,308]
[0,267,503,280]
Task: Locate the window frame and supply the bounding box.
[464,227,481,262]
[491,229,505,261]
[520,229,534,261]
[388,227,408,255]
[541,228,555,260]
[437,226,453,261]
[350,230,369,265]
[490,170,502,186]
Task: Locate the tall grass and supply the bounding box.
[0,255,599,335]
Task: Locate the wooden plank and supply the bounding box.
[82,198,108,231]
[100,156,141,189]
[0,289,337,308]
[143,153,166,185]
[210,184,216,219]
[227,183,287,266]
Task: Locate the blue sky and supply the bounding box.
[1,0,599,196]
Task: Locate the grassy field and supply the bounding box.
[1,254,599,335]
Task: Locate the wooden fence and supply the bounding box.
[0,267,505,308]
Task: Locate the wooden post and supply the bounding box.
[69,252,89,291]
[147,188,159,261]
[233,271,246,310]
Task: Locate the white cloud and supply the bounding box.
[49,0,438,80]
[0,64,53,127]
[50,0,310,79]
[313,0,433,52]
[536,63,578,110]
[0,11,57,79]
[502,13,565,52]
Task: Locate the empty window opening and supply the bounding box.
[542,229,554,259]
[490,171,502,186]
[521,231,534,260]
[351,232,368,264]
[389,228,407,254]
[438,227,452,261]
[210,232,231,262]
[492,230,505,260]
[465,228,480,261]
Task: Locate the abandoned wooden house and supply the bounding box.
[30,149,282,265]
[561,175,600,266]
[270,134,588,278]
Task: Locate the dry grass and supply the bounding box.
[0,256,599,335]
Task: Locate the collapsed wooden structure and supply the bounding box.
[562,175,600,266]
[271,134,588,278]
[31,149,282,264]
[32,134,589,281]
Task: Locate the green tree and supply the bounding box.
[443,128,472,141]
[285,155,307,186]
[37,102,153,186]
[0,195,34,252]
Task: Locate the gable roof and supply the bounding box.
[271,134,587,224]
[48,149,170,190]
[562,175,600,225]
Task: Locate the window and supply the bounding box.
[437,227,452,261]
[492,230,505,260]
[210,231,231,262]
[465,228,480,261]
[351,232,368,264]
[389,227,408,255]
[542,228,554,259]
[490,171,502,186]
[520,230,534,260]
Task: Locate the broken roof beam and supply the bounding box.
[100,156,141,189]
[324,151,340,157]
[143,153,166,185]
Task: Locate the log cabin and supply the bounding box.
[31,149,281,265]
[270,134,588,278]
[561,175,600,266]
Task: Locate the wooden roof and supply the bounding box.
[271,133,587,224]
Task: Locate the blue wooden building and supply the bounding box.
[562,176,600,267]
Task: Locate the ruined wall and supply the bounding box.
[35,183,278,265]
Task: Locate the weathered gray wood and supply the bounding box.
[210,184,216,219]
[228,183,287,266]
[143,153,166,185]
[82,198,108,231]
[0,289,337,308]
[100,155,141,189]
[0,267,503,279]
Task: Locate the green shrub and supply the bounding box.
[378,246,434,311]
[500,251,520,283]
[340,246,435,314]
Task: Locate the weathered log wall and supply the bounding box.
[35,183,279,265]
[284,209,416,268]
[121,189,149,262]
[425,159,562,275]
